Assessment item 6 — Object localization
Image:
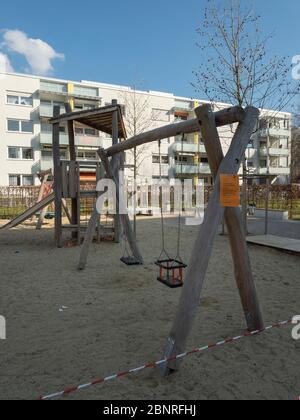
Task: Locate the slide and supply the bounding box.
[0,192,55,231]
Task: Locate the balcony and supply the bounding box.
[39,105,65,118]
[259,167,290,175]
[39,82,101,101]
[39,133,104,148]
[260,128,290,138]
[173,100,193,112]
[171,141,206,154]
[172,163,211,175]
[259,148,290,157]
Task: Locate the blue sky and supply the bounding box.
[1,0,300,99]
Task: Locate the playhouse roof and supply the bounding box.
[50,105,127,139]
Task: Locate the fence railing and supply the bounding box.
[0,184,299,221]
[0,187,40,220]
[247,184,300,220]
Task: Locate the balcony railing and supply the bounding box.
[39,132,103,148]
[260,128,290,138]
[259,167,290,175]
[259,148,290,157]
[172,163,211,175]
[172,142,206,154]
[39,105,65,118]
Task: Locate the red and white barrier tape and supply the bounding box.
[38,319,292,400]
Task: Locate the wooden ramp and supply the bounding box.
[247,235,300,255]
[0,192,55,231]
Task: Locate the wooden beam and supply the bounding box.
[112,99,121,244]
[98,148,143,264]
[50,105,119,125]
[161,107,259,376]
[105,106,245,157]
[35,172,49,228]
[195,104,264,332]
[53,106,63,248]
[65,103,80,241]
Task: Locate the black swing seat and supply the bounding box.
[121,256,143,266]
[155,259,187,289]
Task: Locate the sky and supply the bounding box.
[0,0,300,101]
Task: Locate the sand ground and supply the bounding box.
[0,217,299,400]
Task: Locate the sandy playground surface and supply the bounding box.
[0,216,299,400]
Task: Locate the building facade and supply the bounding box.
[0,72,292,187]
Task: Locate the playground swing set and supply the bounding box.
[1,100,264,377]
[68,101,264,376]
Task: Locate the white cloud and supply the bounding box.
[0,52,14,73]
[2,29,64,75]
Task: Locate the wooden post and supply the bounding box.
[35,172,50,229]
[265,177,270,235]
[53,106,63,248]
[96,163,102,244]
[78,150,143,270]
[98,148,143,264]
[196,104,264,332]
[111,99,121,243]
[65,103,80,241]
[161,107,261,375]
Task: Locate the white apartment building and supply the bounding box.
[0,72,292,187]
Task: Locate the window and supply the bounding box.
[20,97,33,106]
[75,127,84,135]
[152,155,160,164]
[260,160,267,168]
[7,95,19,105]
[75,127,97,136]
[8,147,20,159]
[9,175,21,186]
[85,128,97,136]
[7,119,20,132]
[161,156,169,165]
[22,148,34,160]
[8,147,34,160]
[23,176,34,186]
[21,121,33,133]
[77,150,98,161]
[41,123,52,133]
[7,94,33,106]
[7,119,33,133]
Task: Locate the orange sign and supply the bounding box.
[220,174,240,208]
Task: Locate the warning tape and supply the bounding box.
[38,319,292,400]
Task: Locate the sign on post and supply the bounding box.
[220,174,241,208]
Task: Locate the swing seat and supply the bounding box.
[155,259,187,289]
[121,256,143,266]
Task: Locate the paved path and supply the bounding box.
[247,234,300,254]
[247,217,300,240]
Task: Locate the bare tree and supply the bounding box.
[192,0,300,233]
[121,86,156,234]
[193,0,298,113]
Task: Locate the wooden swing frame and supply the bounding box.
[70,103,264,377]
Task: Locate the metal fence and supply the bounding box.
[1,184,299,221]
[247,184,300,220]
[0,186,40,220]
